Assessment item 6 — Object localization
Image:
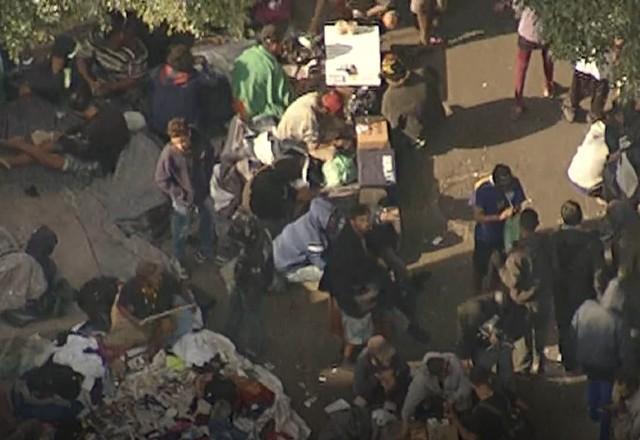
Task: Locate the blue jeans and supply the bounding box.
[171,200,215,264]
[224,287,265,357]
[587,379,613,440]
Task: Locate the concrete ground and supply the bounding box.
[0,0,604,438]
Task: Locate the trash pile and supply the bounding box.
[2,328,310,440]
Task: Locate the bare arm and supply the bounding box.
[473,206,512,224]
[76,57,97,89]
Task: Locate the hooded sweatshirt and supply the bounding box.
[573,277,628,378]
[273,197,341,272]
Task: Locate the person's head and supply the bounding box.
[615,370,640,399]
[469,366,493,397]
[135,260,163,289]
[381,10,399,30]
[51,34,77,72]
[561,200,583,227]
[349,204,371,236]
[319,89,344,115]
[367,335,396,369]
[491,164,515,192]
[167,118,191,151]
[166,44,194,73]
[381,53,408,84]
[106,12,137,47]
[259,24,286,56]
[426,356,448,380]
[69,82,99,119]
[519,208,540,236]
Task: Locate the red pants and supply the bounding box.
[514,44,554,106]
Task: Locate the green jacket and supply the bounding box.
[231,44,293,120]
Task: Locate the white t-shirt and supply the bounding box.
[575,53,614,81]
[567,121,609,190]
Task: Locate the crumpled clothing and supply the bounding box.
[171,329,245,370]
[52,333,105,392]
[0,252,48,313]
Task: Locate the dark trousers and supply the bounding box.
[587,379,613,440]
[521,299,552,372]
[473,240,503,293]
[569,70,609,120]
[514,39,554,107]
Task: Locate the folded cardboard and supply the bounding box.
[356,116,389,150]
[357,148,396,187]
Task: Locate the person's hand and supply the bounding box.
[499,206,515,221]
[461,358,474,372]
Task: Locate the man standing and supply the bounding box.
[471,164,526,293]
[155,118,215,279]
[552,200,607,372]
[573,278,629,440]
[410,0,444,46]
[499,208,554,374]
[231,24,292,122]
[380,54,445,150]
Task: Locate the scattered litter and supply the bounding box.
[318,375,327,384]
[331,368,338,374]
[482,82,488,88]
[303,396,318,408]
[431,236,444,246]
[324,399,351,414]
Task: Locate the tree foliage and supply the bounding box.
[523,0,640,99]
[0,0,255,59]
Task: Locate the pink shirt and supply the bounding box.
[513,1,544,44]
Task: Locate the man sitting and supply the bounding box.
[231,24,293,122]
[75,13,148,98]
[273,196,343,283]
[275,89,352,162]
[401,352,472,435]
[353,335,411,412]
[0,83,130,177]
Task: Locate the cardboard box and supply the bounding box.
[357,148,396,187]
[356,116,390,150]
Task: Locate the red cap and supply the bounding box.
[321,90,344,114]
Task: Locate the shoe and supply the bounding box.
[194,251,210,264]
[562,104,576,123]
[407,323,431,344]
[543,83,555,98]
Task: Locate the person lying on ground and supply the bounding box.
[0,82,129,177]
[75,13,148,98]
[275,89,354,162]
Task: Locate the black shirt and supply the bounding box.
[464,393,510,440]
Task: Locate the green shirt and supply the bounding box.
[231,45,293,120]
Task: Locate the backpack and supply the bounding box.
[478,397,535,440]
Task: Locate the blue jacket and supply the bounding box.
[573,277,629,378]
[272,197,340,273]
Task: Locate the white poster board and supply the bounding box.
[324,24,381,87]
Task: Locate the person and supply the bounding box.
[11,34,76,103]
[149,44,209,136]
[320,204,429,364]
[252,0,293,28]
[275,89,352,162]
[495,0,554,119]
[401,352,472,435]
[612,371,640,440]
[0,83,130,177]
[562,39,623,124]
[551,200,607,372]
[75,13,148,97]
[349,1,399,31]
[567,118,612,198]
[499,208,554,374]
[231,24,293,122]
[353,335,411,411]
[155,118,215,278]
[223,208,274,359]
[456,291,526,390]
[470,164,526,292]
[380,53,445,150]
[606,200,640,279]
[272,196,343,283]
[410,0,444,46]
[447,367,528,440]
[573,277,630,440]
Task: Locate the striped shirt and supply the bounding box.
[77,30,148,82]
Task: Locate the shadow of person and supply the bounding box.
[432,97,563,153]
